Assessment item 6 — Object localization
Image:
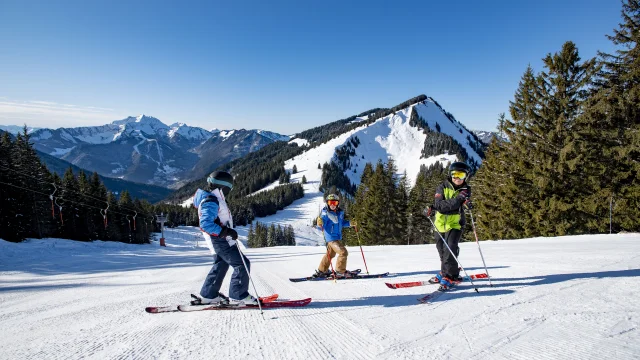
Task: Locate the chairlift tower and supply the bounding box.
[156,213,168,247]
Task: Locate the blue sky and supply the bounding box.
[0,0,622,134]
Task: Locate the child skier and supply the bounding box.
[424,161,473,291]
[312,193,357,279]
[192,170,258,306]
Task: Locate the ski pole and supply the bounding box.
[354,220,369,274]
[426,216,479,293]
[467,209,493,287]
[235,242,264,318]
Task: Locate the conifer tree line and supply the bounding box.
[0,130,160,243]
[246,221,296,248]
[336,159,457,246]
[472,0,640,238]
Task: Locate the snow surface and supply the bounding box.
[1,230,639,359]
[50,146,76,156]
[288,138,310,147]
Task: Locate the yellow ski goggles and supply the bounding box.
[451,170,468,180]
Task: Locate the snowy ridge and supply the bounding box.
[0,125,40,134]
[1,230,638,358]
[168,122,212,141]
[18,115,288,187]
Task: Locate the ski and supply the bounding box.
[289,272,389,283]
[145,294,279,313]
[417,289,449,304]
[385,273,488,289]
[177,298,312,312]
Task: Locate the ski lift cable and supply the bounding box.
[0,180,151,220]
[0,164,145,215]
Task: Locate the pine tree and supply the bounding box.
[0,132,19,241]
[247,223,256,247]
[12,128,55,240]
[88,172,108,240]
[275,224,284,246]
[267,223,276,247]
[530,41,596,236]
[286,225,296,245]
[292,165,297,174]
[392,170,409,244]
[302,175,307,184]
[574,0,640,232]
[60,167,83,240]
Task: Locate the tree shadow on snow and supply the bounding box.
[387,265,510,278]
[307,288,515,309]
[489,268,640,289]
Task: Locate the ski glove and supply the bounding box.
[463,199,473,210]
[316,217,323,227]
[219,226,238,240]
[424,206,433,217]
[457,190,470,200]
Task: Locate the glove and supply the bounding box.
[457,190,470,200]
[463,199,473,210]
[423,206,433,217]
[316,217,323,227]
[219,226,238,240]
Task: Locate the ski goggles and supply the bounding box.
[327,200,339,206]
[451,170,467,180]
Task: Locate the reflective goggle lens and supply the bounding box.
[451,170,467,180]
[327,200,339,206]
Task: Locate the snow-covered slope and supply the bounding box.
[1,230,638,358]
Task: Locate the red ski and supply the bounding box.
[177,298,312,312]
[385,273,488,289]
[145,294,279,314]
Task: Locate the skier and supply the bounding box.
[192,171,258,306]
[424,161,473,291]
[312,193,357,279]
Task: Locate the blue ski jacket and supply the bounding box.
[193,189,225,236]
[319,207,351,242]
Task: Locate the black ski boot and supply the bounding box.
[312,269,331,278]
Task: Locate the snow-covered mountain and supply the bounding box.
[0,125,40,134]
[230,97,483,241]
[21,115,287,188]
[473,130,508,145]
[178,97,483,226]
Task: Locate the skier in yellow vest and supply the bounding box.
[425,162,472,291]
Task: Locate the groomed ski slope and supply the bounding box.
[1,228,639,359]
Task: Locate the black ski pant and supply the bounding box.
[434,228,461,279]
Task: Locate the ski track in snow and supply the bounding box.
[1,229,640,359]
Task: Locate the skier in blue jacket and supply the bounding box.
[312,194,357,278]
[192,171,258,306]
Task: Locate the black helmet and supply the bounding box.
[448,161,471,182]
[207,171,234,196]
[325,193,340,207]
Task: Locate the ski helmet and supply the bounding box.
[448,161,471,182]
[326,193,340,207]
[207,171,234,196]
